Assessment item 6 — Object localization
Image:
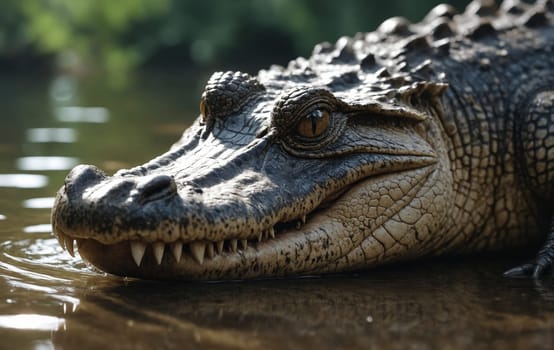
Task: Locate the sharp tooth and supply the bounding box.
[130,241,147,267]
[296,221,302,229]
[65,237,75,257]
[206,243,215,258]
[56,233,66,250]
[217,241,224,254]
[269,227,275,238]
[258,232,263,242]
[190,241,206,265]
[152,242,165,265]
[240,239,248,250]
[171,241,183,262]
[301,215,307,224]
[230,239,238,252]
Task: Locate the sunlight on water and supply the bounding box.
[6,279,59,294]
[26,128,77,143]
[22,197,56,209]
[16,157,79,171]
[0,314,65,331]
[0,174,48,188]
[31,341,56,350]
[56,106,109,123]
[23,224,53,234]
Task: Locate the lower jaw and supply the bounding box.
[75,213,347,281]
[77,238,264,280]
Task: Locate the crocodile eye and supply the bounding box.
[296,109,330,138]
[199,97,208,123]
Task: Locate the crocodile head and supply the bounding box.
[52,11,461,280]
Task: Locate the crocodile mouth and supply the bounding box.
[54,209,338,280]
[56,214,306,267]
[52,161,436,280]
[54,183,348,272]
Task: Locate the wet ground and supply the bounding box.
[0,71,553,350]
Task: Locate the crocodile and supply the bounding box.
[51,0,554,280]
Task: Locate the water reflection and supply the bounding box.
[26,128,77,143]
[22,197,56,209]
[48,260,554,350]
[1,238,85,312]
[23,224,53,234]
[0,174,48,188]
[56,106,109,123]
[0,314,65,331]
[4,227,552,349]
[16,156,79,171]
[533,279,554,302]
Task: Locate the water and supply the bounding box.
[0,70,553,350]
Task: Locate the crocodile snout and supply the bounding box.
[63,164,178,206]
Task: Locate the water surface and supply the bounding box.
[0,71,553,350]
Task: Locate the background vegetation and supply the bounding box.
[0,0,471,76]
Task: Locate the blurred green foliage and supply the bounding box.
[0,0,470,74]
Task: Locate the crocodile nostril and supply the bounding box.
[105,179,135,197]
[64,164,107,197]
[136,175,177,203]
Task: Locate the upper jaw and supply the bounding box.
[51,166,329,248]
[52,146,437,242]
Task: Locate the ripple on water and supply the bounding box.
[3,239,77,277]
[0,238,91,313]
[18,238,88,272]
[16,156,79,171]
[1,237,95,288]
[3,235,96,310]
[0,174,48,188]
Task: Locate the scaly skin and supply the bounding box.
[51,0,554,280]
